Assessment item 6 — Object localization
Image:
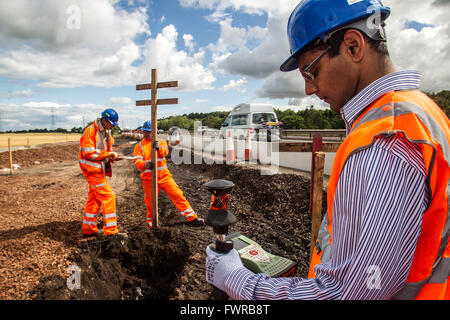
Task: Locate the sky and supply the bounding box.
[0,0,449,131]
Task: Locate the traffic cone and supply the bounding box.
[244,129,252,161]
[175,131,180,145]
[226,130,236,163]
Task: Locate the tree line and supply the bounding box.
[2,90,448,133]
[156,90,450,131]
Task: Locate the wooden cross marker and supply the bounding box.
[136,68,178,228]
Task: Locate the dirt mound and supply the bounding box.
[31,228,190,300]
[0,143,79,170]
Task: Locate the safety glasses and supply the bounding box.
[301,45,331,82]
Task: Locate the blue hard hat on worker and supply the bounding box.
[101,108,119,126]
[142,120,152,132]
[280,0,391,72]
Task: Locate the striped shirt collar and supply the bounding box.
[341,70,422,134]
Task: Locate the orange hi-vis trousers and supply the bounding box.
[142,178,197,228]
[82,172,118,235]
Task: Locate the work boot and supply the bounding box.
[81,232,97,240]
[188,217,205,227]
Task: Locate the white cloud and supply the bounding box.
[256,71,304,99]
[183,34,195,52]
[383,0,450,92]
[198,0,450,100]
[208,18,248,53]
[109,97,132,105]
[195,99,209,103]
[137,25,216,92]
[0,89,36,99]
[0,0,150,88]
[222,77,248,92]
[211,105,233,112]
[22,101,70,108]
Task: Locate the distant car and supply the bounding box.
[219,103,281,141]
[168,126,181,135]
[195,126,217,136]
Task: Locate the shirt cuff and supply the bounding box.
[224,266,256,300]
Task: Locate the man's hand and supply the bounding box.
[152,139,160,150]
[205,246,244,292]
[144,160,154,170]
[108,152,119,160]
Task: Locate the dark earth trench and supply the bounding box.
[0,136,327,301]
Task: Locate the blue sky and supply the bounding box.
[0,0,449,131]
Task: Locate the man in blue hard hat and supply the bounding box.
[79,108,124,238]
[133,120,204,228]
[205,0,450,300]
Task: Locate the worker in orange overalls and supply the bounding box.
[133,120,204,228]
[79,108,122,238]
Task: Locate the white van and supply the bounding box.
[219,103,281,141]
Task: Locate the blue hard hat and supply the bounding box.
[101,108,119,126]
[280,0,390,72]
[142,120,152,131]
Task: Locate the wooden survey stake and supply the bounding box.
[310,151,325,262]
[8,137,13,175]
[136,69,178,228]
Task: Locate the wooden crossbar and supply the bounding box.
[136,81,178,90]
[136,98,178,106]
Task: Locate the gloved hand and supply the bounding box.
[144,160,154,170]
[205,246,244,292]
[108,152,119,160]
[152,140,160,150]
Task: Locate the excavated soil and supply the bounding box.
[0,136,326,300]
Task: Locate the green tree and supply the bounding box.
[427,90,450,118]
[279,114,305,129]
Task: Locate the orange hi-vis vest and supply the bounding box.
[308,90,450,300]
[79,120,114,174]
[133,138,171,181]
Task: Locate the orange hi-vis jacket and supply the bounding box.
[79,119,114,174]
[308,90,450,300]
[133,138,171,182]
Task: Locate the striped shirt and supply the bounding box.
[223,70,430,300]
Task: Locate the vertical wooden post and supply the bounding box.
[310,151,325,261]
[136,70,178,229]
[8,137,13,175]
[151,69,159,228]
[309,134,323,215]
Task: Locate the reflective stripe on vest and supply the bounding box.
[79,159,102,169]
[353,101,450,165]
[79,121,111,172]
